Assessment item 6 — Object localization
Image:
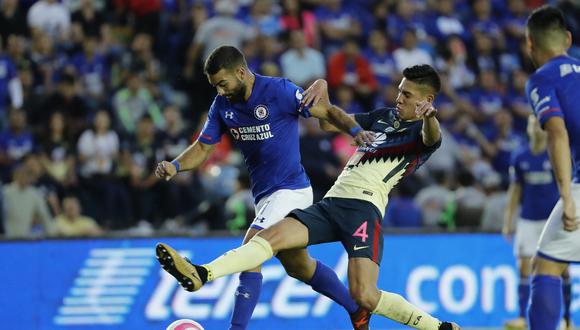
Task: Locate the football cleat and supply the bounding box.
[156,242,205,292]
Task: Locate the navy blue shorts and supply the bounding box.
[289,197,384,264]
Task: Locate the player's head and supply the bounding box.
[527,114,547,147]
[526,5,571,67]
[396,64,441,120]
[204,45,250,102]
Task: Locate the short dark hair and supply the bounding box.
[204,45,247,75]
[526,5,567,46]
[402,64,441,94]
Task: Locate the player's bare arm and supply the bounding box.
[415,100,441,147]
[503,182,522,240]
[543,116,578,231]
[155,140,215,181]
[302,79,374,146]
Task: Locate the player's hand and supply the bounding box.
[562,197,579,232]
[300,79,329,109]
[352,130,375,147]
[415,100,437,118]
[502,223,513,242]
[155,161,177,181]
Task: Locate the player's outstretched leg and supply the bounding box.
[528,256,567,330]
[348,257,461,330]
[276,248,370,330]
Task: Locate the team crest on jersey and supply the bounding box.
[393,121,400,129]
[254,105,269,120]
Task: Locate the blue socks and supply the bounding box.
[306,260,359,314]
[229,272,262,330]
[563,277,572,322]
[528,275,562,330]
[518,279,530,318]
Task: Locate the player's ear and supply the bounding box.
[565,31,572,49]
[236,66,246,80]
[425,94,435,104]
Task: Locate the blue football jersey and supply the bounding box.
[199,74,311,203]
[526,55,580,182]
[510,146,559,220]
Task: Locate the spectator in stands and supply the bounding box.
[299,118,341,202]
[0,41,23,122]
[504,69,531,134]
[384,180,423,228]
[0,109,33,182]
[0,0,28,42]
[415,170,453,227]
[469,30,500,74]
[387,1,425,46]
[77,110,131,228]
[68,36,109,104]
[334,84,364,114]
[280,29,326,87]
[480,171,507,231]
[393,28,433,73]
[38,112,77,197]
[364,29,397,88]
[468,70,504,133]
[31,73,88,140]
[113,70,163,136]
[449,169,486,228]
[315,0,362,54]
[469,0,503,44]
[186,0,249,76]
[55,195,102,237]
[3,161,54,238]
[327,38,377,108]
[279,0,319,48]
[425,0,468,43]
[246,0,281,37]
[501,0,528,52]
[123,115,166,226]
[27,0,70,41]
[435,35,476,91]
[71,0,107,38]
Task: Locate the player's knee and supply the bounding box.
[350,283,378,311]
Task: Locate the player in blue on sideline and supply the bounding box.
[524,5,580,330]
[502,115,572,330]
[154,45,375,330]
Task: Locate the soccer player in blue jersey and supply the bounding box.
[502,115,572,330]
[156,64,460,330]
[524,6,580,330]
[154,46,375,330]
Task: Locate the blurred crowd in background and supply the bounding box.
[0,0,579,239]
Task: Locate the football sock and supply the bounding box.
[204,236,273,281]
[306,260,359,314]
[372,291,442,330]
[528,275,561,330]
[563,277,572,322]
[518,278,530,318]
[229,272,263,330]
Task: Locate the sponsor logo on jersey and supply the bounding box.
[230,124,274,141]
[225,111,234,120]
[254,105,269,120]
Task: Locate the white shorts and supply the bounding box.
[537,183,580,263]
[514,218,546,258]
[250,187,313,230]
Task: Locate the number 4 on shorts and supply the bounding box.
[353,221,368,242]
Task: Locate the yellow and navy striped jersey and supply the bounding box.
[325,107,441,216]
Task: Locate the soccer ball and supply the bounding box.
[166,319,205,330]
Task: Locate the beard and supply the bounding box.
[227,81,247,103]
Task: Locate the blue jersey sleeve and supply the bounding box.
[526,74,563,127]
[280,79,311,118]
[198,98,226,145]
[509,149,523,184]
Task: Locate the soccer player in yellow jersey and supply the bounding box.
[156,64,460,330]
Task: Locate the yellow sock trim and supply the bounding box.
[204,235,274,280]
[372,291,441,330]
